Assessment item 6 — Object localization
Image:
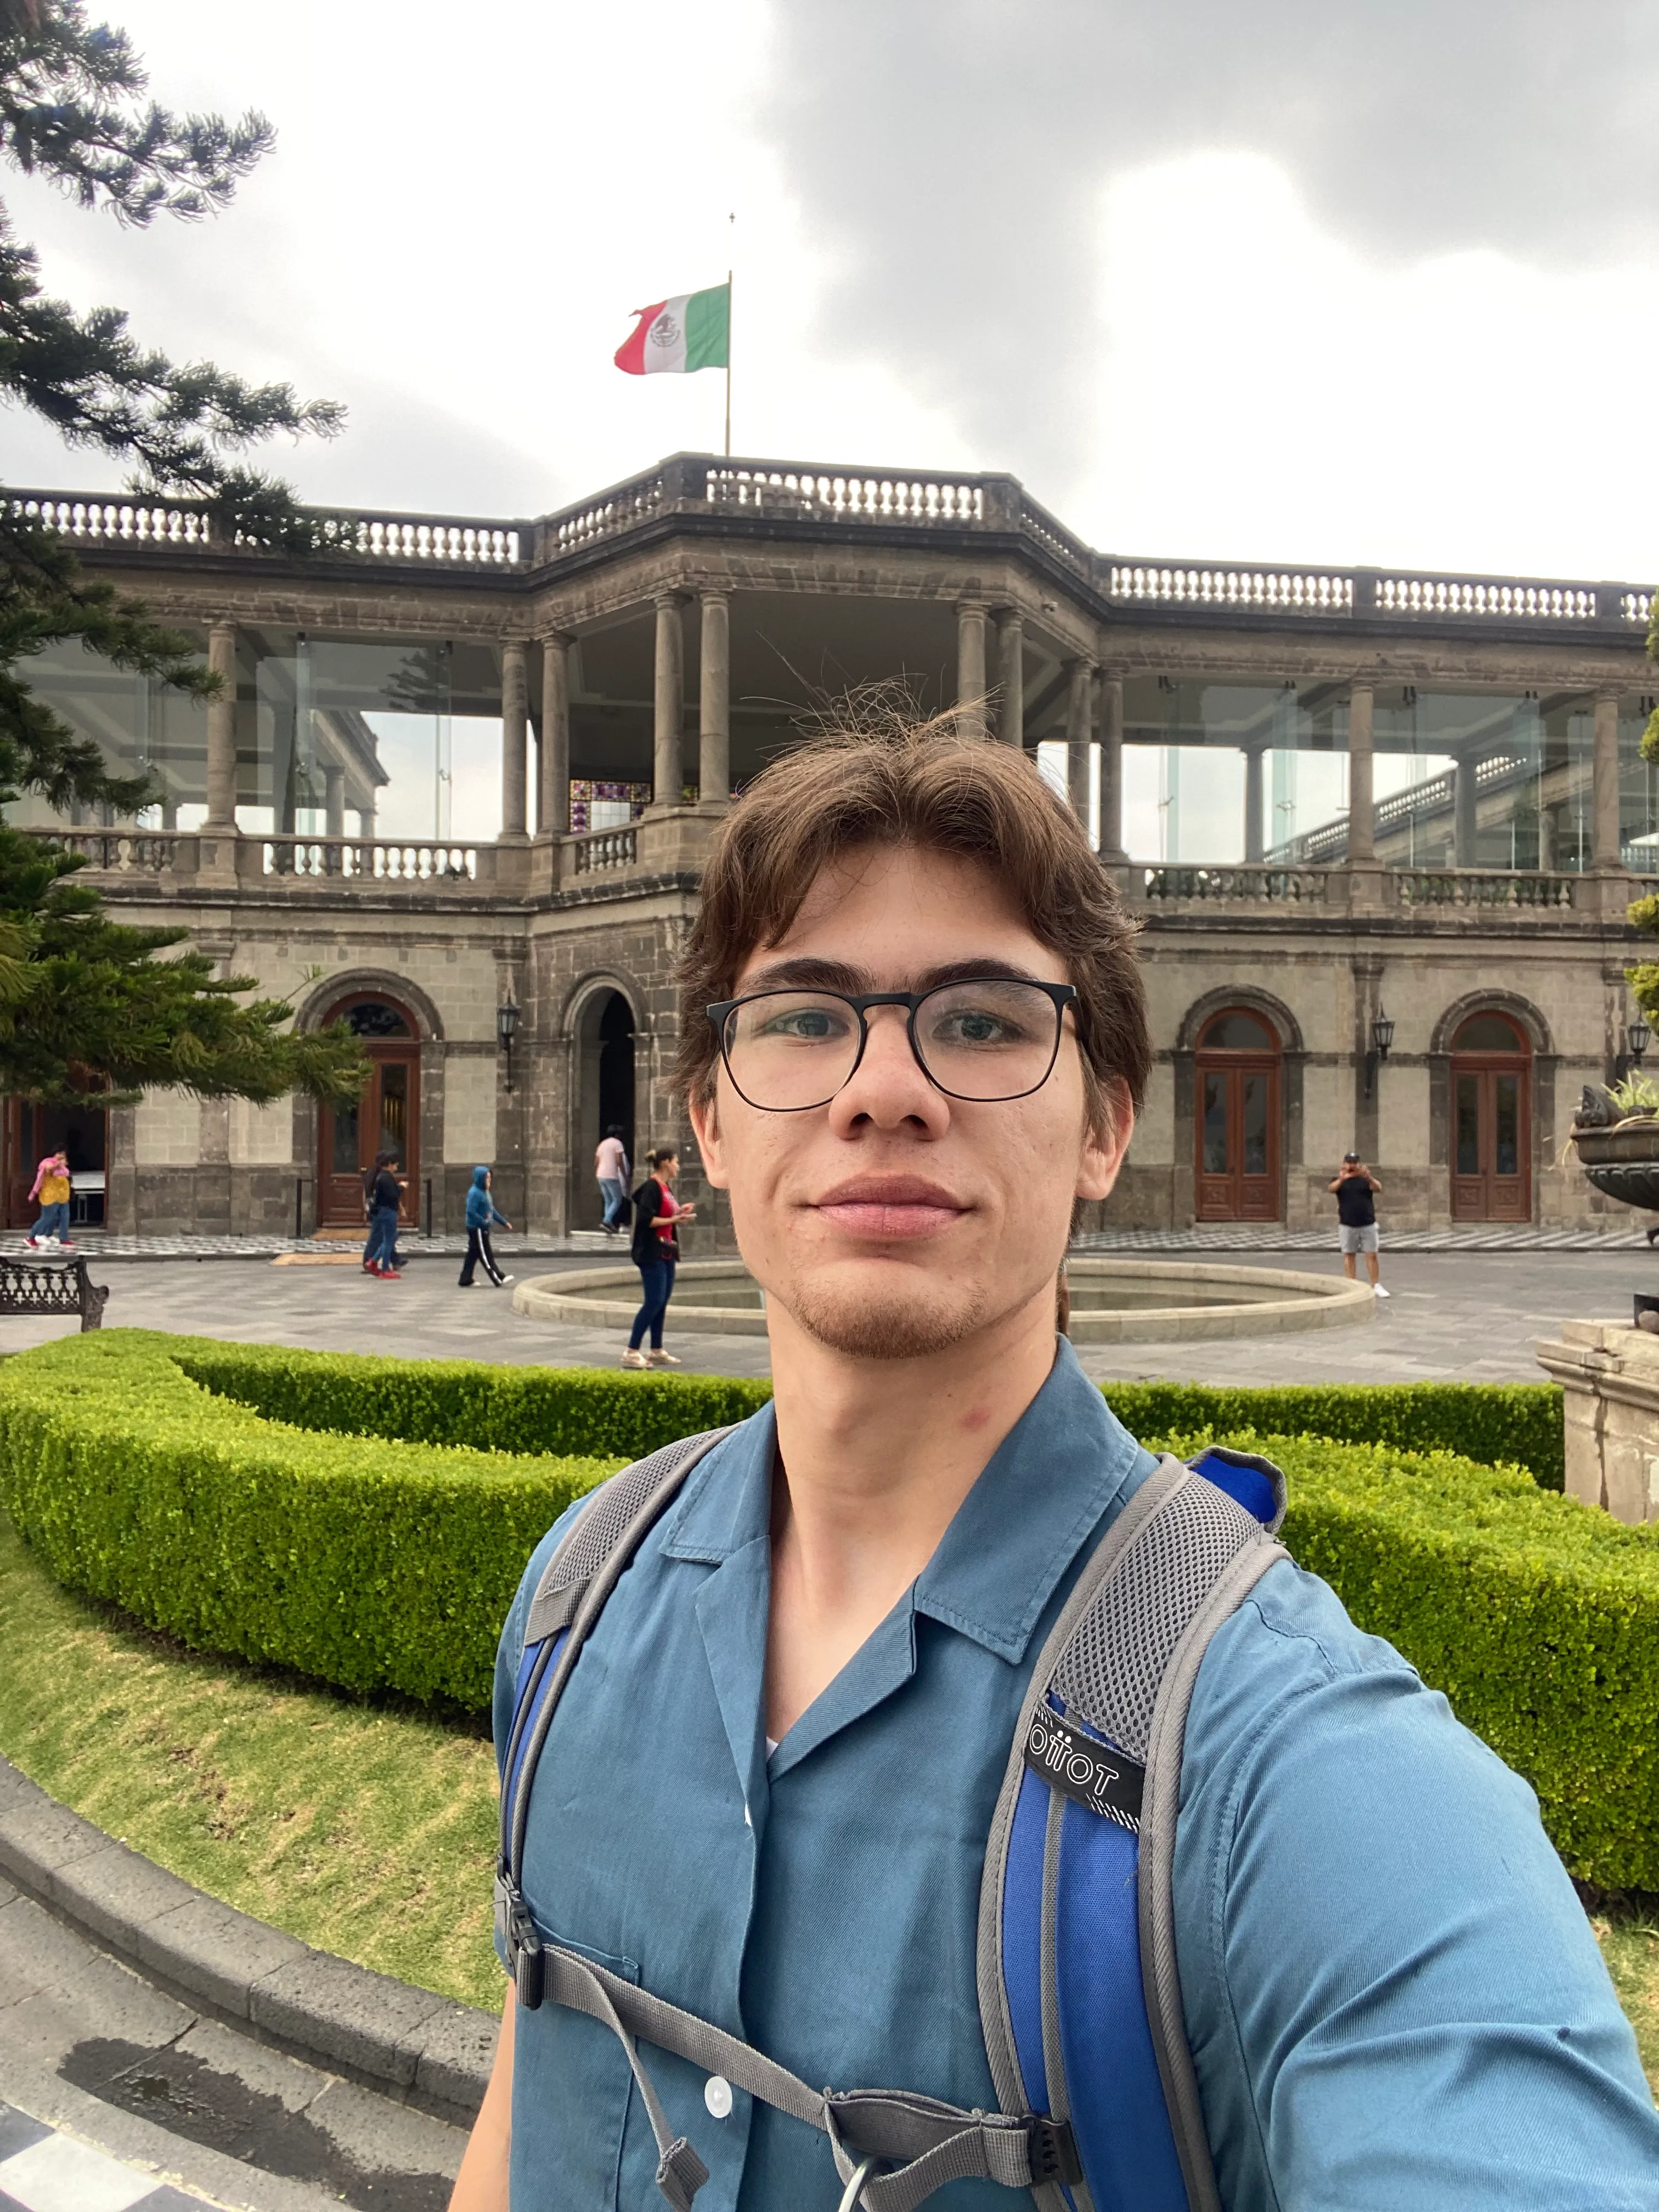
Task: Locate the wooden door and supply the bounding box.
[1451,1062,1530,1220]
[1194,1010,1281,1221]
[317,998,421,1226]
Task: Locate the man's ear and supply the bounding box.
[687,1085,730,1190]
[1076,1079,1133,1204]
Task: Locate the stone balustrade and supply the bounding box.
[1138,864,1333,905]
[567,825,639,875]
[1390,868,1578,911]
[9,492,521,567]
[1104,565,1354,616]
[256,835,490,883]
[26,828,188,873]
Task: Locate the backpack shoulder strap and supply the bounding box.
[979,1447,1289,2212]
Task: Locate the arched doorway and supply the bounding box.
[317,996,421,1227]
[1195,1007,1282,1221]
[1450,1011,1531,1221]
[573,988,636,1227]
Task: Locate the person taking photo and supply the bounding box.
[1329,1149,1387,1298]
[453,724,1655,2212]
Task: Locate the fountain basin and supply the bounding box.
[512,1256,1373,1343]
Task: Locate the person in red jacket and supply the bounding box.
[622,1146,696,1368]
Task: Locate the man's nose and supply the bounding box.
[828,1005,950,1133]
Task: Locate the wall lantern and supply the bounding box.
[1630,1012,1652,1069]
[1364,1006,1394,1101]
[497,997,521,1093]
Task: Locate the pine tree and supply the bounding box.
[0,0,362,1107]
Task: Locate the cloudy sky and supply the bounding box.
[3,0,1657,579]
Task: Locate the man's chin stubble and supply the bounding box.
[783,1280,991,1361]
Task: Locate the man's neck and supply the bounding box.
[761,1286,1061,1740]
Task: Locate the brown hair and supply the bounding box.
[674,719,1149,1128]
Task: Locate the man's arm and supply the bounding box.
[1368,1174,1383,1194]
[448,1988,514,2210]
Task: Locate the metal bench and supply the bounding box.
[0,1256,109,1331]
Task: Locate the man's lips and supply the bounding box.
[809,1176,969,1242]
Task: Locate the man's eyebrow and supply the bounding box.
[729,955,1056,996]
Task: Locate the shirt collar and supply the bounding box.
[659,1338,1149,1666]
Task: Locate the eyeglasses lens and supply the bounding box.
[723,982,1062,1108]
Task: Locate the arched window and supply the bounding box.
[1449,1009,1531,1222]
[1194,1007,1282,1222]
[317,992,421,1228]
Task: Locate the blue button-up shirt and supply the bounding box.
[494,1341,1658,2210]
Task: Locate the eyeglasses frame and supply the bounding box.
[705,978,1081,1112]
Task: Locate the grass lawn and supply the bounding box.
[0,1511,502,2010]
[2,1508,1656,2095]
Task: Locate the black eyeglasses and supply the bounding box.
[706,978,1080,1112]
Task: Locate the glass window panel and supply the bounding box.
[1455,1075,1481,1176]
[1202,1073,1229,1175]
[1620,696,1659,874]
[1453,1013,1524,1052]
[1202,1011,1273,1049]
[330,1101,360,1175]
[1494,1075,1520,1177]
[8,634,210,831]
[378,1064,409,1154]
[347,1002,411,1037]
[1242,1074,1268,1176]
[233,634,504,842]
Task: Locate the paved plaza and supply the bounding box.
[2,1245,1652,1384]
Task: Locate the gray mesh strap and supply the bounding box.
[507,1426,732,1878]
[977,1454,1189,2120]
[1138,1532,1284,2212]
[545,1943,1059,2212]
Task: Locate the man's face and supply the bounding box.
[690,843,1131,1361]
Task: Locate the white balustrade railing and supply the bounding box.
[569,826,639,874]
[10,490,521,567]
[543,474,667,556]
[1374,575,1598,622]
[10,495,215,547]
[1139,864,1333,904]
[1622,590,1656,625]
[259,837,483,882]
[702,465,985,524]
[1391,869,1576,911]
[20,827,190,871]
[1105,565,1353,614]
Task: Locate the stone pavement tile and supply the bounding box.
[301,2078,464,2183]
[0,2131,159,2212]
[249,1952,444,2090]
[136,1894,306,2026]
[0,1922,196,2079]
[0,1893,116,2008]
[0,2109,49,2165]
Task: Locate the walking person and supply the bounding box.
[452,722,1656,2211]
[1330,1149,1389,1297]
[362,1150,405,1280]
[621,1145,695,1368]
[594,1124,630,1234]
[25,1150,73,1249]
[459,1166,515,1288]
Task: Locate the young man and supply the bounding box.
[453,728,1656,2210]
[596,1125,631,1234]
[1329,1149,1387,1297]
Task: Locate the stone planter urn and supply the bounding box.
[1570,1115,1659,1218]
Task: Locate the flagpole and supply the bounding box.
[724,264,733,458]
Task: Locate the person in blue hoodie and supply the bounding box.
[459,1165,515,1288]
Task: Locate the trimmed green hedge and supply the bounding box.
[2,1331,1654,1886]
[0,1331,623,1709]
[1149,1424,1659,1891]
[173,1340,772,1460]
[1104,1379,1564,1491]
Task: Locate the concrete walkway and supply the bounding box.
[1,1246,1650,1384]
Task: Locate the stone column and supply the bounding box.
[1098,674,1126,860]
[1065,657,1096,838]
[698,590,731,804]
[203,624,239,831]
[995,612,1024,748]
[1454,752,1480,866]
[324,765,346,837]
[500,639,529,842]
[956,602,988,741]
[1594,686,1623,868]
[1346,681,1376,864]
[653,594,684,806]
[1243,744,1266,864]
[540,633,571,839]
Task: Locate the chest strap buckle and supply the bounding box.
[493,1869,545,2010]
[1028,2115,1082,2187]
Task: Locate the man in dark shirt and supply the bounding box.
[1329,1149,1387,1298]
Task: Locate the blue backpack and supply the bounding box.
[496,1430,1287,2212]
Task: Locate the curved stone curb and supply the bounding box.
[0,1754,497,2125]
[514,1255,1376,1343]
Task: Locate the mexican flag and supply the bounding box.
[614,283,730,375]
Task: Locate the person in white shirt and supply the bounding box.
[595,1126,630,1234]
